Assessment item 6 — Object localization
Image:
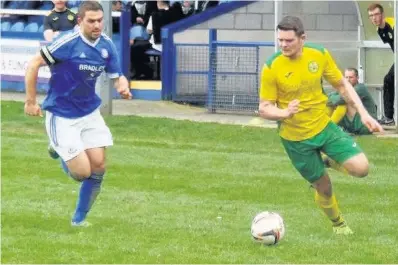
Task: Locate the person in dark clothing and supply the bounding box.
[112,1,122,33]
[130,0,183,80]
[43,0,77,42]
[131,1,157,28]
[368,3,395,125]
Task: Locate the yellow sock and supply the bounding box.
[330,105,347,124]
[315,191,345,227]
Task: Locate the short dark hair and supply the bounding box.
[345,67,359,77]
[367,3,384,13]
[78,1,104,19]
[277,16,305,36]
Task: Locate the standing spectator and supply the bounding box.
[43,0,77,42]
[112,0,122,33]
[368,3,395,125]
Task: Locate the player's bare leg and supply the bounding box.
[342,153,369,178]
[312,175,353,235]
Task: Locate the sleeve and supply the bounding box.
[105,41,122,78]
[72,12,78,26]
[386,17,395,29]
[322,49,344,87]
[40,31,76,65]
[355,84,368,99]
[327,91,345,106]
[259,64,277,102]
[43,15,52,31]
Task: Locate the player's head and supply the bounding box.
[277,16,306,59]
[78,1,104,41]
[368,3,385,27]
[344,68,359,86]
[52,0,67,11]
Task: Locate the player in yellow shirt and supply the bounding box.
[259,16,383,235]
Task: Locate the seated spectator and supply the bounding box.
[180,0,218,17]
[327,67,378,135]
[147,0,183,51]
[43,0,77,42]
[197,0,219,13]
[130,0,183,80]
[131,0,157,28]
[181,1,195,17]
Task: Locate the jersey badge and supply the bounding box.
[101,49,109,59]
[308,61,319,73]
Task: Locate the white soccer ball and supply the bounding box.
[251,211,285,245]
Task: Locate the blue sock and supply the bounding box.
[72,173,104,223]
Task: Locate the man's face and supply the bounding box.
[52,0,67,10]
[79,10,104,41]
[368,8,384,26]
[344,70,359,86]
[277,30,305,58]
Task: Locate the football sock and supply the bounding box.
[72,172,104,223]
[315,191,345,227]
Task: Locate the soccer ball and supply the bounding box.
[251,211,285,245]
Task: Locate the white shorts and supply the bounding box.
[45,109,113,161]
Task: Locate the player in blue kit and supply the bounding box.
[24,1,131,227]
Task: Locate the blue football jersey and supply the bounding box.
[40,30,122,118]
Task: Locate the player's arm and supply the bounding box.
[24,53,47,116]
[258,65,298,120]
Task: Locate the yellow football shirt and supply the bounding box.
[259,44,343,141]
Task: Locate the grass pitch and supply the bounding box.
[1,101,397,263]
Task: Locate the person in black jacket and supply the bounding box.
[130,0,183,80]
[131,1,157,28]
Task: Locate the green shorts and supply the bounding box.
[281,122,362,183]
[339,113,371,135]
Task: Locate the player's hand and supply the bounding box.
[285,99,300,117]
[117,87,132,100]
[24,101,43,117]
[360,113,384,133]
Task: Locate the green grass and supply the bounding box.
[1,100,397,264]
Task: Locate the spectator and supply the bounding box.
[129,0,183,80]
[327,68,378,135]
[131,1,157,28]
[368,3,395,125]
[181,1,195,17]
[197,0,219,13]
[43,0,77,42]
[147,0,183,51]
[112,0,122,33]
